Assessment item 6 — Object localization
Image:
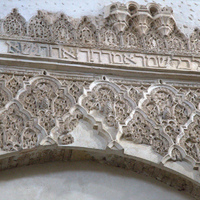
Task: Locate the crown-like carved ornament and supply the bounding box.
[0,2,199,56]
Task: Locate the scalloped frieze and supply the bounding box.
[18,75,75,134]
[141,84,194,143]
[1,68,200,175]
[80,78,136,129]
[0,101,45,151]
[121,109,170,156]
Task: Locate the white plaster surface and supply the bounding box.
[0,0,199,35]
[0,161,194,200]
[165,160,200,183]
[120,141,162,163]
[68,120,107,149]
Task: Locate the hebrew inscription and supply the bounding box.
[6,40,200,71]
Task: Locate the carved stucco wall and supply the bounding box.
[0,0,200,199]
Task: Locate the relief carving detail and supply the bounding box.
[1,2,199,56]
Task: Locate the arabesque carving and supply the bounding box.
[77,17,97,46]
[3,8,26,36]
[28,10,51,41]
[0,81,12,109]
[140,85,194,147]
[121,110,170,156]
[2,1,200,186]
[120,83,200,166]
[56,108,83,145]
[190,28,200,54]
[81,80,136,128]
[52,13,75,44]
[0,69,200,177]
[0,101,45,151]
[1,2,200,56]
[18,76,75,135]
[180,114,200,162]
